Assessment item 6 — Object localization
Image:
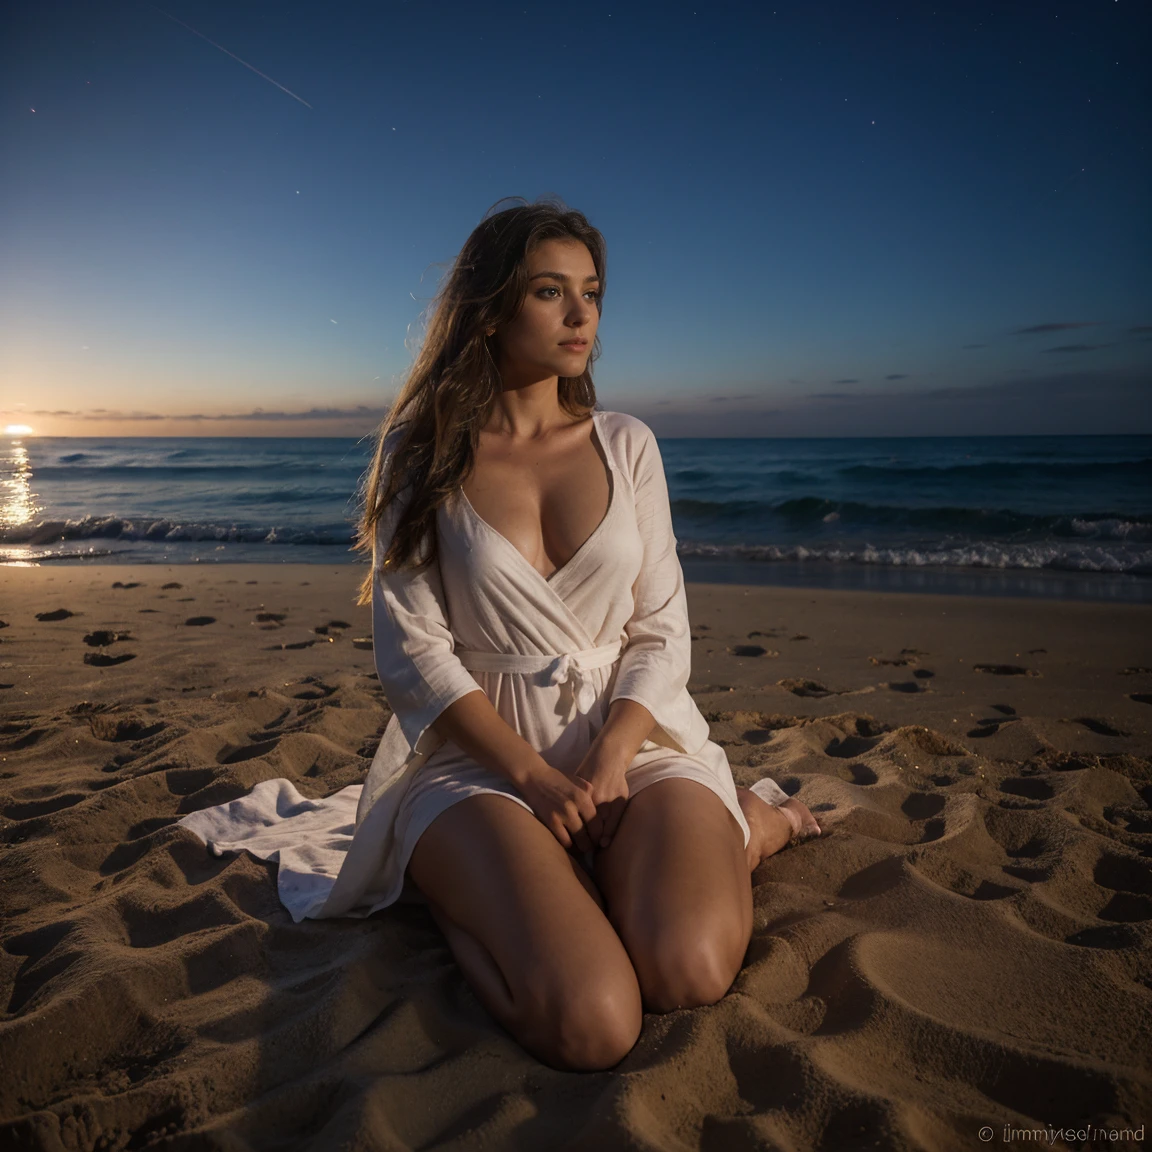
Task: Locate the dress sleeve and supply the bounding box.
[609,425,710,756]
[371,451,484,756]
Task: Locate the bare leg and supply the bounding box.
[408,794,642,1071]
[595,778,752,1014]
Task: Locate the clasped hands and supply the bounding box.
[518,743,630,855]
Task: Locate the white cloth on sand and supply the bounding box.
[179,410,791,922]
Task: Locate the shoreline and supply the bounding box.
[4,553,1149,605]
[2,564,1150,1148]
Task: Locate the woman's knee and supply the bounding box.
[520,965,643,1071]
[635,929,745,1014]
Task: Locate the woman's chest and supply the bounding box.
[436,482,645,636]
[460,428,613,583]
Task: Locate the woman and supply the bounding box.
[182,198,820,1073]
[354,198,820,1071]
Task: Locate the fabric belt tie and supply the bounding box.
[454,640,622,716]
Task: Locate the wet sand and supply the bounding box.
[1,565,1150,1150]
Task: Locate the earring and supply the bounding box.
[485,328,495,337]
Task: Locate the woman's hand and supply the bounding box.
[517,761,599,854]
[575,746,631,849]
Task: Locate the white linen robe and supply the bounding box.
[179,410,787,922]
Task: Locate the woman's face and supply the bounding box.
[491,238,600,386]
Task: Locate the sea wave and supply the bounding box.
[0,516,355,547]
[34,462,363,479]
[669,497,1152,540]
[675,540,1152,575]
[838,458,1152,481]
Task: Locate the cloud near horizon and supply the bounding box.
[622,367,1151,437]
[1012,322,1099,335]
[24,405,391,423]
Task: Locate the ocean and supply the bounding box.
[2,431,1150,602]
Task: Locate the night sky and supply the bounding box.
[2,1,1149,437]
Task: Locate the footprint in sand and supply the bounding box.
[789,633,809,641]
[1129,693,1152,706]
[161,582,183,590]
[89,713,164,741]
[288,676,337,699]
[968,717,1014,737]
[888,681,928,694]
[727,644,778,658]
[902,793,946,820]
[217,738,280,765]
[84,651,137,667]
[869,654,917,667]
[314,619,353,635]
[84,630,133,647]
[1072,717,1130,737]
[973,663,1040,677]
[184,616,216,627]
[0,619,8,629]
[991,703,1017,715]
[846,763,879,785]
[36,609,76,622]
[999,777,1055,801]
[777,677,837,698]
[111,581,143,589]
[254,612,287,628]
[825,733,881,758]
[1094,852,1152,922]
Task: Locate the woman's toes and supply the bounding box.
[778,797,821,842]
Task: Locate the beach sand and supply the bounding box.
[1,565,1150,1150]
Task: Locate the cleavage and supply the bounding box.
[462,428,611,580]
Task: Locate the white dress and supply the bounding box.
[179,410,789,921]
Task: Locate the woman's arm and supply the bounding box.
[430,692,598,853]
[575,697,656,848]
[606,423,709,757]
[590,698,656,767]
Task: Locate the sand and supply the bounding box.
[1,564,1150,1151]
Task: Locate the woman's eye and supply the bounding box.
[536,286,600,300]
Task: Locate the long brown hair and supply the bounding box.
[355,197,607,604]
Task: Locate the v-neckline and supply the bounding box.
[458,411,616,587]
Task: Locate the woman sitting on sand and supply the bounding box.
[347,199,821,1072]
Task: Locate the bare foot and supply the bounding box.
[737,788,821,871]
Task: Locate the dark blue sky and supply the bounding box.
[2,1,1149,436]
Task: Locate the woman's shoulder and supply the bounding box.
[594,409,661,476]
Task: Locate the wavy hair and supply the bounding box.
[355,197,607,604]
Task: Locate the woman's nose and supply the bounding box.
[567,296,594,325]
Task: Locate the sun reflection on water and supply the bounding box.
[1,439,41,529]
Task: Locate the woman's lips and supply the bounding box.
[560,342,588,351]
